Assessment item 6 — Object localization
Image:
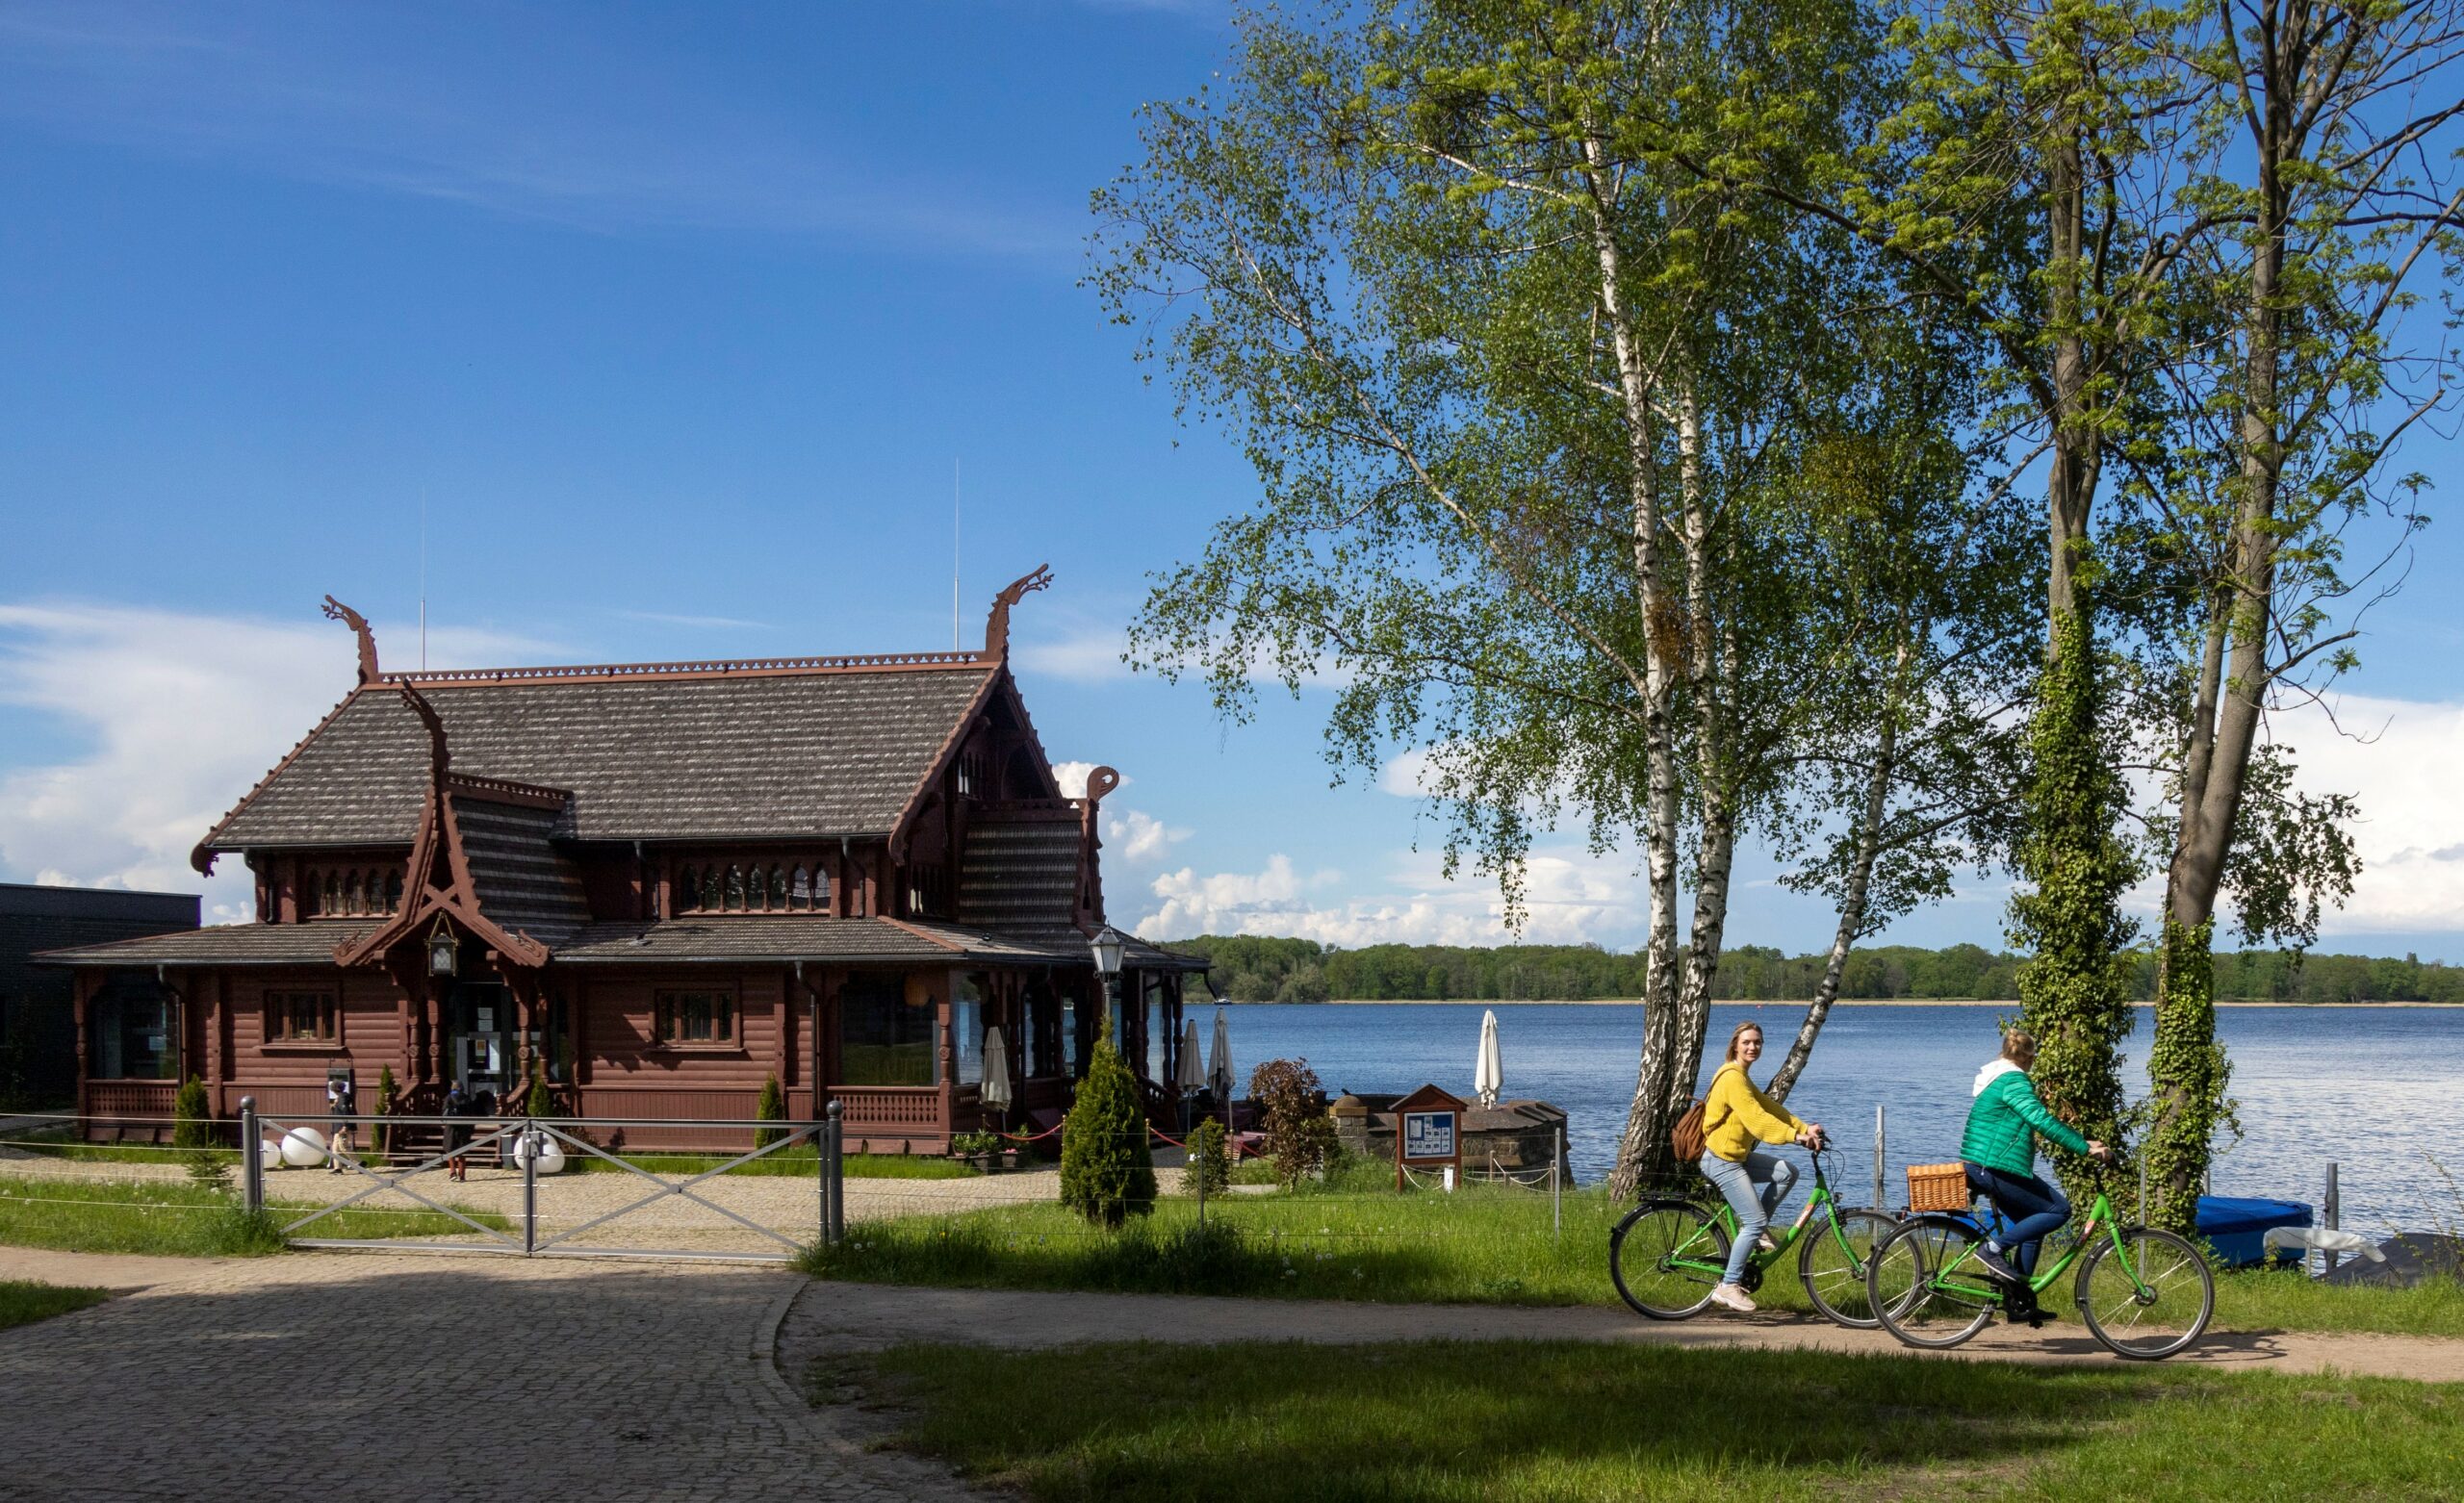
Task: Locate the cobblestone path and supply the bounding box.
[0,1251,985,1503]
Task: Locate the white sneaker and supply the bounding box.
[1756,1232,1779,1254]
[1708,1282,1758,1312]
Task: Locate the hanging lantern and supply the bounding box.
[427,920,458,978]
[1090,924,1124,979]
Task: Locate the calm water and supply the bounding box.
[1219,1001,2464,1233]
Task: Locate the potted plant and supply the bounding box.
[950,1130,1004,1172]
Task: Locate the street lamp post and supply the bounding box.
[1089,924,1124,1042]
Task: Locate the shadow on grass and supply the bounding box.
[855,1337,2464,1502]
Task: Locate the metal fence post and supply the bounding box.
[2324,1162,2341,1276]
[239,1097,262,1214]
[522,1117,538,1256]
[1872,1105,1886,1211]
[825,1099,845,1246]
[1553,1124,1565,1240]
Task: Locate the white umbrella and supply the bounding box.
[1177,1018,1207,1091]
[1474,1008,1503,1108]
[981,1026,1013,1110]
[1208,1006,1234,1101]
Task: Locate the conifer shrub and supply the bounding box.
[372,1065,398,1159]
[523,1062,553,1118]
[755,1073,786,1149]
[1060,1038,1156,1227]
[1187,1116,1231,1196]
[171,1077,214,1150]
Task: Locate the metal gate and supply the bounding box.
[243,1097,847,1262]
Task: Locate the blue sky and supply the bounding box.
[5,0,2461,962]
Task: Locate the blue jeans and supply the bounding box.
[1700,1150,1798,1285]
[1965,1163,2068,1275]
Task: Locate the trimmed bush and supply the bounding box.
[171,1076,214,1150]
[1248,1057,1333,1185]
[523,1062,553,1118]
[1187,1116,1231,1197]
[1060,1037,1156,1227]
[755,1072,785,1149]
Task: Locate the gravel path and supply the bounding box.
[778,1280,2464,1384]
[0,1248,988,1503]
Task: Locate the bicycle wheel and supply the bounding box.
[1609,1200,1732,1319]
[1798,1209,1897,1329]
[2074,1227,2214,1360]
[1867,1215,1998,1349]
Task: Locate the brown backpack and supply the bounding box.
[1669,1097,1709,1162]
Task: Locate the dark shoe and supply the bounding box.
[1972,1244,2024,1285]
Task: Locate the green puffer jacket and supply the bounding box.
[1961,1059,2090,1177]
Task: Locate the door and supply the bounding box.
[449,983,514,1108]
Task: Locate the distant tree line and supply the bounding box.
[1168,937,2464,1006]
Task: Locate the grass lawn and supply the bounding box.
[797,1162,2464,1338]
[0,1135,240,1167]
[0,1280,109,1333]
[575,1145,980,1181]
[844,1338,2464,1502]
[0,1175,513,1257]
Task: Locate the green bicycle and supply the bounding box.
[1864,1165,2215,1360]
[1608,1142,1897,1327]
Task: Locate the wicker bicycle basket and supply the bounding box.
[1906,1161,1971,1213]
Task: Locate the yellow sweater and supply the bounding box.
[1703,1062,1806,1162]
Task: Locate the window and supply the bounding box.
[675,867,701,912]
[839,973,936,1085]
[265,991,338,1045]
[91,977,177,1080]
[955,974,986,1085]
[654,989,735,1046]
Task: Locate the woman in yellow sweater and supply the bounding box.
[1699,1022,1826,1312]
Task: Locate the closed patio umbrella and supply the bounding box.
[1475,1008,1502,1108]
[1208,1006,1234,1103]
[1178,1019,1206,1091]
[981,1026,1013,1111]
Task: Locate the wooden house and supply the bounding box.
[42,569,1207,1150]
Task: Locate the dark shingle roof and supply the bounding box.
[204,662,995,851]
[38,923,382,967]
[455,794,590,944]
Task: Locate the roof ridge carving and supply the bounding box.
[381,650,990,687]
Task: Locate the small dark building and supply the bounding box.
[1,883,199,1108]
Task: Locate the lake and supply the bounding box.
[1215,1001,2464,1233]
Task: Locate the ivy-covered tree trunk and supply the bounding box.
[2011,609,2135,1205]
[2143,919,2225,1231]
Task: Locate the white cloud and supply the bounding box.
[2272,693,2464,934]
[1013,626,1132,684]
[1050,761,1124,800]
[1135,845,1646,948]
[0,601,545,923]
[1105,807,1190,863]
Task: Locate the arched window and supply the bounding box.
[702,867,722,911]
[344,871,366,915]
[768,865,788,910]
[724,864,746,911]
[675,867,700,912]
[384,871,403,911]
[789,865,811,909]
[322,873,343,916]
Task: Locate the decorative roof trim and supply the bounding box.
[379,651,989,688]
[983,564,1052,657]
[885,662,1009,864]
[443,773,572,810]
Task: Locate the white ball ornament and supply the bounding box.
[512,1133,566,1175]
[258,1138,283,1172]
[279,1126,328,1168]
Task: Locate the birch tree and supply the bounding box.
[1092,0,2028,1194]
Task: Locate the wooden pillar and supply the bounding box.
[72,971,90,1119]
[936,970,957,1135]
[774,967,792,1088]
[572,975,592,1089]
[197,971,220,1115]
[424,981,443,1088]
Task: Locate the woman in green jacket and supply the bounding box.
[1962,1028,2109,1285]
